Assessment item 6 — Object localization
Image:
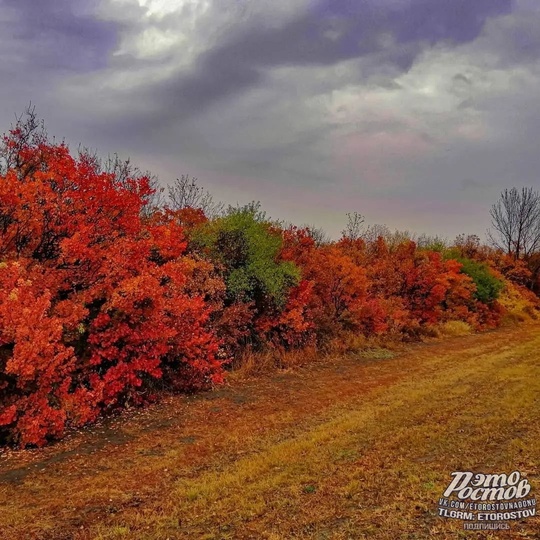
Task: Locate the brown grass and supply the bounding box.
[436,320,473,337]
[1,323,539,539]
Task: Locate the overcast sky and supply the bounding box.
[1,0,540,239]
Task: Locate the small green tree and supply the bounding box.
[194,203,300,308]
[445,250,503,303]
[459,258,503,303]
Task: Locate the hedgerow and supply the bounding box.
[0,115,538,447]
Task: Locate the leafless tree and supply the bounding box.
[104,154,165,216]
[452,234,482,259]
[77,148,165,217]
[385,229,415,248]
[361,224,415,249]
[361,223,390,244]
[417,233,448,251]
[0,104,49,178]
[341,211,365,240]
[302,224,331,246]
[489,187,540,259]
[168,175,224,218]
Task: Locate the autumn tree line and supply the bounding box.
[0,111,539,447]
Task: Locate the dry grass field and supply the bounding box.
[1,323,539,539]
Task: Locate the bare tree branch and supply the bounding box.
[0,104,49,179]
[341,212,365,240]
[301,224,331,246]
[167,175,224,218]
[489,187,540,259]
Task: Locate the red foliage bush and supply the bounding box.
[0,132,224,446]
[0,117,534,447]
[256,279,316,348]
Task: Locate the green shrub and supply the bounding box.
[444,250,503,303]
[194,203,300,307]
[460,259,503,303]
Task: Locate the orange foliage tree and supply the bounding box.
[0,121,225,446]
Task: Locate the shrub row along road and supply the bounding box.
[1,323,539,539]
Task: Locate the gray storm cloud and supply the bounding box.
[1,0,539,239]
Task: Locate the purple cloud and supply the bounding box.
[2,0,536,242]
[129,0,512,130]
[0,0,118,73]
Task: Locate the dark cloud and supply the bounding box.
[201,0,511,70]
[148,0,511,124]
[0,0,119,73]
[479,11,540,67]
[90,0,512,147]
[2,0,538,240]
[453,73,471,85]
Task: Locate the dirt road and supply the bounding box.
[1,323,539,539]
